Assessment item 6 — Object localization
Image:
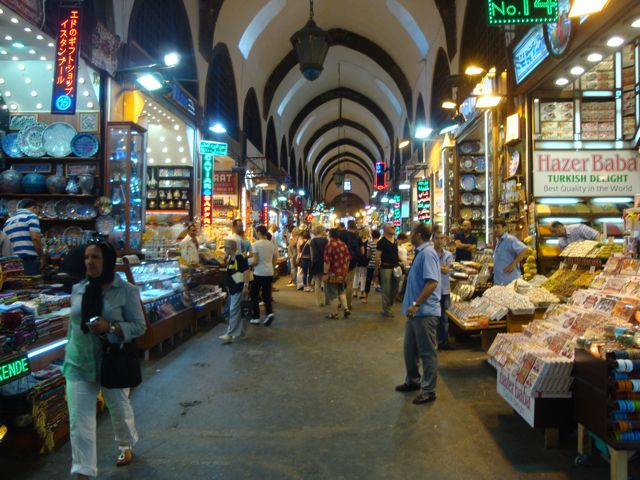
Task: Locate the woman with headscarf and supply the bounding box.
[63,240,146,479]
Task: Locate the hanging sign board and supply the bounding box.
[213,172,238,195]
[496,368,536,427]
[533,150,640,197]
[513,25,550,84]
[0,354,31,387]
[201,154,214,227]
[343,179,352,192]
[487,0,558,25]
[51,6,82,114]
[417,180,431,223]
[199,140,228,156]
[375,162,387,190]
[393,194,402,233]
[505,113,521,144]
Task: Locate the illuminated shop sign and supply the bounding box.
[51,6,82,114]
[393,194,401,233]
[201,154,214,227]
[487,0,558,25]
[417,180,431,224]
[199,140,228,156]
[263,203,268,226]
[343,179,351,191]
[513,24,550,84]
[375,162,387,190]
[0,354,31,387]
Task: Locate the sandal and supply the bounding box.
[116,446,133,466]
[325,313,339,319]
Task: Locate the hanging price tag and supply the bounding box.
[572,263,579,271]
[589,266,596,273]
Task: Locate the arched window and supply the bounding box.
[265,118,277,165]
[205,43,240,140]
[279,137,288,171]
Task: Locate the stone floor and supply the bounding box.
[2,280,623,479]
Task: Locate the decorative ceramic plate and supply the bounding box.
[42,122,77,157]
[95,196,112,216]
[461,174,477,191]
[95,215,115,235]
[17,122,47,157]
[461,193,474,205]
[473,194,483,206]
[76,204,97,219]
[43,200,57,219]
[474,157,486,172]
[63,226,83,241]
[6,199,19,216]
[70,133,99,158]
[461,158,474,172]
[476,175,486,191]
[509,151,520,177]
[66,201,80,219]
[460,207,473,220]
[2,133,22,157]
[472,208,483,221]
[459,141,481,154]
[54,199,69,219]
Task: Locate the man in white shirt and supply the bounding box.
[250,225,278,326]
[180,223,200,266]
[231,218,250,255]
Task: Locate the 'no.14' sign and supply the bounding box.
[487,0,558,25]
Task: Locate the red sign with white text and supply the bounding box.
[51,6,81,114]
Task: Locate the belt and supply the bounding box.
[381,263,398,269]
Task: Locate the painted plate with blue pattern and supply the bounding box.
[2,133,22,157]
[71,133,99,158]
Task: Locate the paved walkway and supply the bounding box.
[4,280,615,479]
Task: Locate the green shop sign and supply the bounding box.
[199,140,228,156]
[0,354,31,386]
[487,0,558,25]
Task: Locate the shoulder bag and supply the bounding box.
[101,340,142,389]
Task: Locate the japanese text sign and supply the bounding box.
[51,6,82,114]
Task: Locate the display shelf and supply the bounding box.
[39,218,96,222]
[4,157,99,161]
[146,210,189,215]
[0,193,97,198]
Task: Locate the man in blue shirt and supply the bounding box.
[396,223,441,404]
[549,221,600,250]
[492,218,530,286]
[2,200,44,275]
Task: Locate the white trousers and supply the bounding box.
[66,379,138,477]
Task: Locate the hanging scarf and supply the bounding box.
[80,241,117,333]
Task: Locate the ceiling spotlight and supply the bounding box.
[136,72,164,91]
[45,64,52,70]
[149,158,155,163]
[160,136,166,142]
[162,147,168,153]
[30,90,37,97]
[28,49,35,54]
[24,77,31,84]
[587,52,603,62]
[47,42,54,47]
[35,103,42,109]
[0,78,3,84]
[83,91,90,97]
[555,77,570,86]
[36,35,43,40]
[10,17,18,24]
[633,18,640,28]
[163,52,180,67]
[24,27,31,32]
[4,91,11,97]
[87,102,94,108]
[12,42,24,49]
[78,77,85,84]
[181,157,187,163]
[39,56,46,61]
[442,100,457,110]
[209,123,226,134]
[18,64,25,71]
[465,66,485,76]
[11,56,18,61]
[415,126,433,139]
[570,66,585,75]
[4,35,12,41]
[398,139,410,149]
[146,148,152,153]
[0,50,6,55]
[9,103,18,110]
[178,147,185,153]
[176,136,183,141]
[607,36,624,48]
[173,124,180,131]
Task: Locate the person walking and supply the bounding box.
[395,223,441,405]
[298,229,313,291]
[433,229,453,349]
[250,225,278,326]
[310,225,328,306]
[63,240,146,479]
[219,238,251,343]
[376,223,400,317]
[323,228,351,319]
[363,228,381,304]
[492,218,530,286]
[340,220,363,309]
[352,228,370,300]
[287,227,300,287]
[2,199,45,274]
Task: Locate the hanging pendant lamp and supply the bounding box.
[290,0,330,81]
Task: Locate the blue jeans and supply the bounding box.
[224,292,244,337]
[438,294,451,347]
[22,256,39,275]
[404,315,439,395]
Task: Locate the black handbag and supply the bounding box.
[240,297,252,320]
[100,340,142,389]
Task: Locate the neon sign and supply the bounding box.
[487,0,558,25]
[417,180,431,224]
[199,141,228,156]
[393,194,401,234]
[201,154,214,227]
[263,203,268,226]
[343,179,351,191]
[51,6,81,114]
[375,162,387,190]
[0,354,31,387]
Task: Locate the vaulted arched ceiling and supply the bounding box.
[208,0,465,204]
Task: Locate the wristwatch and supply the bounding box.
[109,323,117,335]
[412,301,419,307]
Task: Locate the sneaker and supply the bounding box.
[116,446,133,466]
[250,318,261,325]
[219,334,233,343]
[263,313,275,326]
[395,382,420,392]
[287,282,296,287]
[412,393,436,404]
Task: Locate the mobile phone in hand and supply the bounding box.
[88,316,100,325]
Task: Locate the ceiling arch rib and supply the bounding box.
[303,119,384,162]
[317,154,375,183]
[263,28,413,122]
[321,165,372,194]
[306,127,381,170]
[312,139,376,176]
[288,88,394,152]
[325,186,368,207]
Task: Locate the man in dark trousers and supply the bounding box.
[339,220,363,310]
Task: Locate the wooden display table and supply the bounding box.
[506,312,535,333]
[446,310,506,351]
[194,297,225,328]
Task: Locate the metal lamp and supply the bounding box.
[290,0,329,81]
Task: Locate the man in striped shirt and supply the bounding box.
[3,200,44,275]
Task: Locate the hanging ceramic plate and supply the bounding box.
[17,122,47,157]
[460,207,473,220]
[459,141,481,154]
[66,201,80,219]
[76,204,97,219]
[54,199,69,219]
[474,157,486,172]
[461,193,474,205]
[70,133,99,158]
[461,157,474,172]
[94,196,112,216]
[63,226,83,241]
[6,199,19,216]
[2,133,22,157]
[472,208,483,220]
[476,175,486,191]
[43,200,57,219]
[461,174,477,191]
[42,122,77,157]
[473,194,483,206]
[95,215,115,235]
[509,150,520,177]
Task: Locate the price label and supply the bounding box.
[572,264,579,271]
[589,266,596,273]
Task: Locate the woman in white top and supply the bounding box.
[180,223,200,266]
[250,225,278,326]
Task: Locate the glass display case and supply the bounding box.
[106,122,146,254]
[116,260,190,324]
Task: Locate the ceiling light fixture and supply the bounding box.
[163,52,180,67]
[465,66,484,76]
[12,42,24,49]
[442,100,457,110]
[632,18,640,28]
[4,35,12,41]
[35,103,42,109]
[569,0,609,17]
[24,27,31,32]
[10,17,18,24]
[415,126,433,139]
[87,102,94,108]
[475,95,502,108]
[36,35,43,40]
[556,77,570,86]
[209,123,226,133]
[398,139,410,149]
[30,90,37,97]
[607,36,624,48]
[24,77,31,84]
[570,66,585,75]
[290,0,329,81]
[135,72,164,91]
[587,52,603,62]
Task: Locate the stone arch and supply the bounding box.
[434,0,458,61]
[265,118,278,165]
[430,48,451,129]
[243,88,263,153]
[312,139,376,175]
[205,43,240,140]
[303,119,384,162]
[198,0,225,61]
[318,154,375,183]
[128,0,198,97]
[279,136,288,170]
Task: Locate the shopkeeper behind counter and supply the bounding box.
[453,220,477,262]
[180,222,201,266]
[492,218,531,286]
[549,221,600,250]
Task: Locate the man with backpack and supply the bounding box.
[340,220,364,310]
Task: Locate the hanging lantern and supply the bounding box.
[290,0,329,81]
